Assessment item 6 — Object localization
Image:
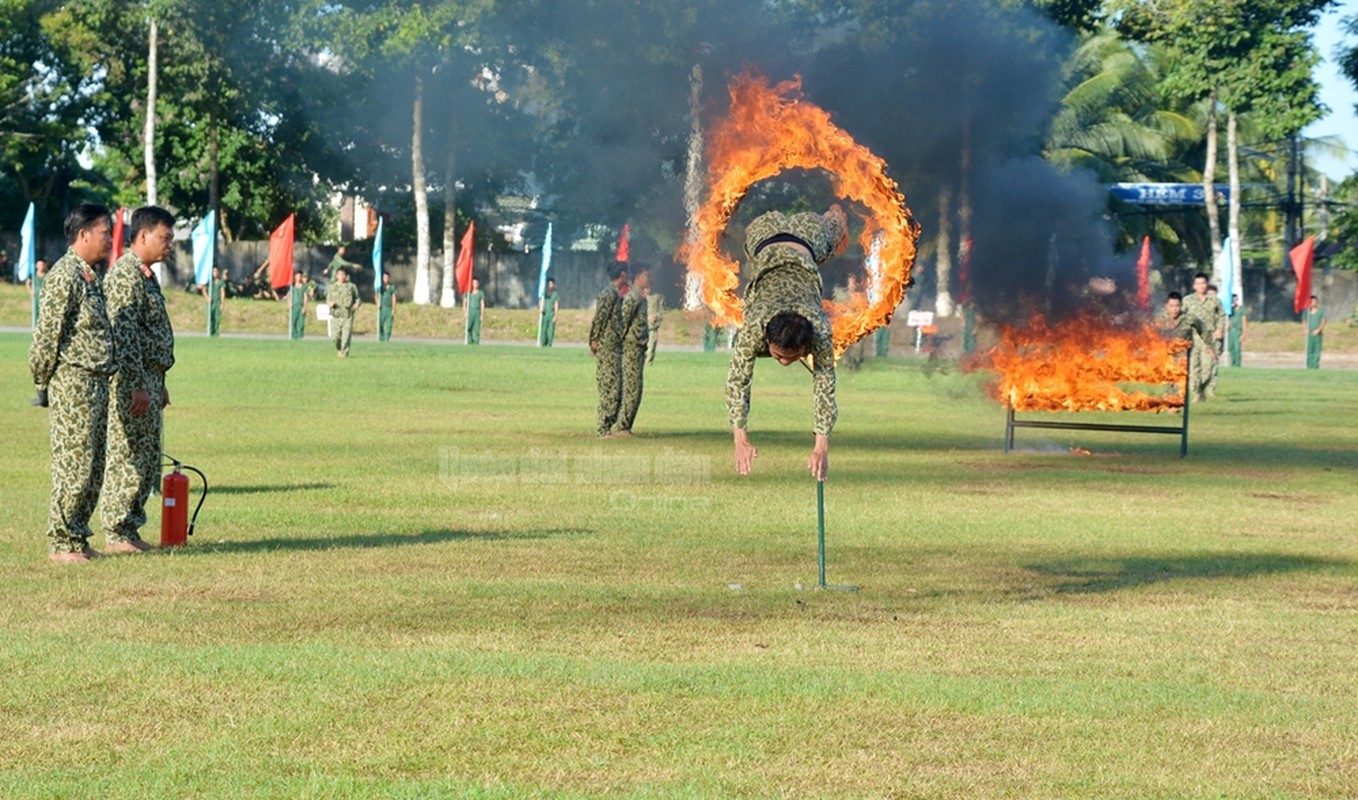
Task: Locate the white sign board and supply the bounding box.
[316,304,331,321]
[906,310,934,327]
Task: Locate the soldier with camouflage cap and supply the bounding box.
[727,205,847,481]
[29,204,117,563]
[589,261,628,436]
[99,206,177,553]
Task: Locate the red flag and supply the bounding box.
[615,223,630,262]
[455,221,475,295]
[1136,235,1151,311]
[1290,236,1315,314]
[110,207,125,263]
[268,214,296,289]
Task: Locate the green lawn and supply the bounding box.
[1,333,1356,798]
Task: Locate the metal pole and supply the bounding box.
[1004,406,1014,453]
[816,480,827,590]
[1180,344,1191,459]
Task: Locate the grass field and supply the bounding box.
[1,331,1356,798]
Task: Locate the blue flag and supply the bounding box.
[16,202,36,283]
[372,217,384,292]
[536,223,553,301]
[192,210,216,285]
[1216,236,1234,318]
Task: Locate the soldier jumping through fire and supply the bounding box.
[726,205,848,482]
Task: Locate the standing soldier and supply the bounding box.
[28,204,116,563]
[616,268,651,436]
[377,271,397,341]
[100,206,177,554]
[327,267,360,357]
[289,272,312,340]
[1226,294,1247,367]
[202,266,226,336]
[26,258,49,328]
[326,244,358,281]
[464,277,485,344]
[589,262,628,436]
[1303,295,1326,369]
[1181,272,1222,402]
[539,278,559,347]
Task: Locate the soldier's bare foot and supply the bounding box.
[105,539,154,554]
[49,547,102,563]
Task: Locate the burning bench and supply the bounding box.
[987,313,1193,458]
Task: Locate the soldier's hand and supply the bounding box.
[733,430,758,476]
[130,389,152,417]
[807,436,829,482]
[161,388,171,409]
[31,389,48,408]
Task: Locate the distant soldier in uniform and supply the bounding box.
[961,300,978,355]
[377,271,397,341]
[727,206,848,481]
[26,258,49,328]
[1156,291,1201,397]
[1205,284,1225,393]
[28,204,116,562]
[645,287,664,363]
[289,271,312,340]
[1226,294,1246,367]
[589,262,628,436]
[1303,295,1326,369]
[327,267,360,357]
[464,277,485,344]
[202,266,226,336]
[326,245,358,281]
[616,268,651,435]
[702,319,720,352]
[1181,272,1222,402]
[874,322,890,357]
[100,206,177,554]
[538,277,559,347]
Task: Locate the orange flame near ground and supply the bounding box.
[986,313,1190,412]
[677,72,921,355]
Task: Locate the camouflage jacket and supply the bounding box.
[1156,309,1202,342]
[106,250,175,393]
[621,292,649,351]
[29,248,116,388]
[1182,293,1223,343]
[726,245,837,437]
[328,281,360,319]
[589,285,623,349]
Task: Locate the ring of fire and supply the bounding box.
[680,73,922,356]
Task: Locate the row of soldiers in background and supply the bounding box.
[27,204,177,562]
[589,262,652,437]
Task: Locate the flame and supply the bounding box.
[985,313,1190,412]
[677,72,921,355]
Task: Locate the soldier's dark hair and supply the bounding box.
[765,311,815,352]
[607,261,629,281]
[1167,291,1182,301]
[64,204,111,245]
[128,206,175,241]
[1193,271,1209,282]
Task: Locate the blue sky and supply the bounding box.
[1305,4,1357,180]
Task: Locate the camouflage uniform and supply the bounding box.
[589,285,624,436]
[101,250,175,544]
[328,281,360,356]
[726,211,841,437]
[616,291,649,432]
[28,249,117,555]
[645,292,663,364]
[1181,292,1222,400]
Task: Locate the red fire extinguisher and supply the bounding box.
[161,456,207,547]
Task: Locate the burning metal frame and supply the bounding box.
[1002,348,1192,459]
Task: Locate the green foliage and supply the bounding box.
[1326,174,1358,271]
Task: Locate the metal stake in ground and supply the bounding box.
[816,480,858,592]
